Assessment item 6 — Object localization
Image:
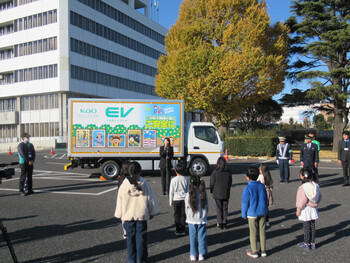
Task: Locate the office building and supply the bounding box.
[0,0,167,148]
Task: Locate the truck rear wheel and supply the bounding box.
[189,158,208,177]
[101,160,120,180]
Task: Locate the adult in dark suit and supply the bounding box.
[159,137,174,196]
[17,132,36,196]
[338,131,350,186]
[300,135,319,176]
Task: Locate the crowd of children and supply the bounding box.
[114,156,321,262]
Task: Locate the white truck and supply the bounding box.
[65,99,224,179]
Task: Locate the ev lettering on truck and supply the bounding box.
[106,107,134,118]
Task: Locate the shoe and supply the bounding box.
[222,223,227,229]
[246,250,258,258]
[179,231,186,236]
[310,243,316,250]
[19,192,27,196]
[160,193,168,196]
[280,180,285,184]
[123,234,127,239]
[217,223,221,229]
[265,221,270,227]
[198,254,205,261]
[261,251,267,257]
[190,255,196,261]
[28,190,35,195]
[174,231,181,236]
[298,242,310,251]
[342,183,349,186]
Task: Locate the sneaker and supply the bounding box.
[246,250,259,258]
[123,234,127,239]
[19,192,27,196]
[265,221,270,227]
[179,231,186,236]
[261,251,267,257]
[190,255,196,261]
[298,242,310,251]
[174,231,181,236]
[198,254,205,261]
[310,243,316,250]
[28,190,35,195]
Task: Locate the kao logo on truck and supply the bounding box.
[80,108,97,114]
[106,107,134,118]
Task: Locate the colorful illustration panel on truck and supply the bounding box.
[69,100,183,156]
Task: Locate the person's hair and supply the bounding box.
[215,157,228,172]
[342,131,350,136]
[127,162,142,191]
[299,168,314,183]
[308,131,315,138]
[188,175,207,213]
[120,160,131,177]
[174,163,185,175]
[260,163,273,186]
[164,137,171,144]
[246,167,259,181]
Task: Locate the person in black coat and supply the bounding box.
[300,135,319,176]
[17,132,36,196]
[338,131,350,186]
[210,157,232,229]
[159,137,174,196]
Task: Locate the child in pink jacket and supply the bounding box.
[296,168,322,250]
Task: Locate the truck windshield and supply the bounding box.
[194,126,219,144]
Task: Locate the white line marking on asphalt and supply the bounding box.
[58,154,67,159]
[96,186,119,195]
[50,154,58,158]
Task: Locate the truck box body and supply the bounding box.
[68,99,184,157]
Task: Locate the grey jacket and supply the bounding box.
[185,190,208,224]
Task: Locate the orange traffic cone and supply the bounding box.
[100,176,107,181]
[8,147,12,155]
[50,146,55,155]
[224,149,229,161]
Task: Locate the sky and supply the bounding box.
[150,0,303,100]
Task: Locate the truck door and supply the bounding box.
[189,125,223,165]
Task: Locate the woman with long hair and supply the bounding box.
[257,163,274,226]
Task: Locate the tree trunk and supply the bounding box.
[332,107,346,152]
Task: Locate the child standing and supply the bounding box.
[296,168,322,250]
[169,163,189,236]
[241,167,268,258]
[115,162,159,263]
[185,175,208,261]
[257,163,274,226]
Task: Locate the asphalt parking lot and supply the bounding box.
[1,150,350,263]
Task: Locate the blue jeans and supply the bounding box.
[123,220,148,263]
[188,223,207,256]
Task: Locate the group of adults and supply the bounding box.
[276,130,350,186]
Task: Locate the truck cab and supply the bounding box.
[185,122,224,176]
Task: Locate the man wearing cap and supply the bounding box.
[276,137,292,183]
[338,131,350,186]
[18,132,36,196]
[300,135,319,176]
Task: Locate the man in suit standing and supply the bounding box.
[276,137,292,183]
[338,131,350,186]
[300,135,319,176]
[159,137,174,196]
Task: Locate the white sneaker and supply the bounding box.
[190,255,196,261]
[199,254,205,261]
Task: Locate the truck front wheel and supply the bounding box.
[101,160,120,180]
[189,158,208,177]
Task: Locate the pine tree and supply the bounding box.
[286,0,350,151]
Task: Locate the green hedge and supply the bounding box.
[225,136,279,157]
